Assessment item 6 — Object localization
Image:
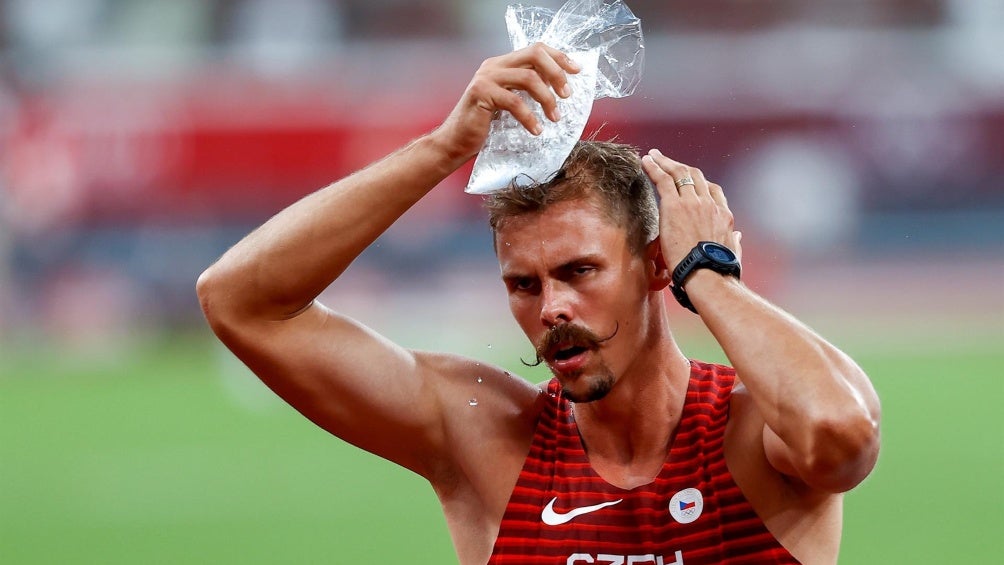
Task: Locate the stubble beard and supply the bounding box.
[560,366,615,403]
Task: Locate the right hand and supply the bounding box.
[433,42,581,163]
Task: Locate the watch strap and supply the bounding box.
[670,242,741,314]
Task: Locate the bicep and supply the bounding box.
[729,386,802,482]
[762,424,801,480]
[762,418,879,493]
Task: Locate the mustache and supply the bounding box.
[521,322,620,367]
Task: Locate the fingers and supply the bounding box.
[514,42,580,95]
[643,149,724,202]
[494,67,564,122]
[690,171,728,210]
[641,147,737,254]
[640,150,678,196]
[483,87,543,135]
[708,181,728,208]
[642,149,705,198]
[689,168,712,199]
[475,43,580,135]
[438,43,580,159]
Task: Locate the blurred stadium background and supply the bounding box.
[1,0,1001,563]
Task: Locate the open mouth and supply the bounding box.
[553,344,588,362]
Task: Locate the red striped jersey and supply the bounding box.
[488,360,800,564]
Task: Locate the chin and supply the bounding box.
[561,374,614,403]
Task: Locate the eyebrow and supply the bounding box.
[500,253,607,281]
[556,254,605,271]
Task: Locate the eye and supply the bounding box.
[508,277,538,293]
[573,266,595,276]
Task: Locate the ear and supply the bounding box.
[645,238,672,291]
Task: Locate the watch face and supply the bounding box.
[702,243,736,263]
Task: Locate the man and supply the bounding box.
[197,43,881,564]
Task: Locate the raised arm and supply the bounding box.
[196,44,580,478]
[642,149,881,493]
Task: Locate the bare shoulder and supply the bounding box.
[725,381,844,564]
[415,351,544,428]
[414,351,545,486]
[414,352,546,562]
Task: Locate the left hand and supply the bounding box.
[641,148,742,270]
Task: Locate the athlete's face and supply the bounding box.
[496,198,659,402]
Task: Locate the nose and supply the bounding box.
[540,280,574,327]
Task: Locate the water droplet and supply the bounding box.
[476,377,483,383]
[468,398,479,407]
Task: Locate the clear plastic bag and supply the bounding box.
[466,0,644,195]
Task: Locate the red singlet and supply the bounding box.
[488,360,800,565]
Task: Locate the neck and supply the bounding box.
[571,302,692,487]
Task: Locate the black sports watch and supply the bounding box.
[671,241,741,314]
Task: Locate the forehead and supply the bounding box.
[495,198,627,272]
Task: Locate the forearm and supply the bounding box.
[688,271,881,489]
[640,147,880,489]
[199,132,465,321]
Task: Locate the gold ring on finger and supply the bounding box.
[675,176,695,188]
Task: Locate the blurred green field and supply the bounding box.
[2,329,1002,564]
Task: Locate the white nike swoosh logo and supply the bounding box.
[541,496,623,526]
